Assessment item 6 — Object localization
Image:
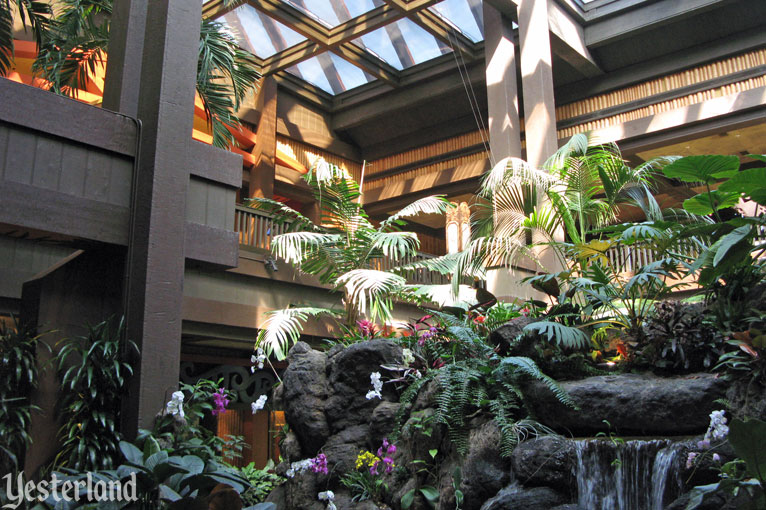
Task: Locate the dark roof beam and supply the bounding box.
[585,0,731,48]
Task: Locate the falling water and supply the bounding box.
[575,439,684,510]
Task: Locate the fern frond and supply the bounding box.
[496,356,577,409]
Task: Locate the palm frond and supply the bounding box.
[32,0,109,94]
[523,321,590,349]
[245,197,318,232]
[378,196,453,232]
[481,157,553,197]
[270,232,342,265]
[367,231,419,261]
[404,284,477,309]
[256,307,337,360]
[197,18,261,148]
[336,269,406,322]
[1,0,51,77]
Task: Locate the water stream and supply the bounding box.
[575,438,684,510]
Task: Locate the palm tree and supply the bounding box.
[463,132,674,276]
[248,159,452,359]
[4,0,260,149]
[0,0,51,76]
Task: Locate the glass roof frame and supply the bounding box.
[202,0,485,97]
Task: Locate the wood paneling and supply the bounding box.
[277,135,362,182]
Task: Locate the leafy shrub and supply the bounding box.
[239,461,283,505]
[639,301,725,372]
[55,317,137,471]
[0,319,46,474]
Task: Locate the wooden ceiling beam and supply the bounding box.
[333,44,400,87]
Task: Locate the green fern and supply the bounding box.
[390,372,433,442]
[496,356,577,409]
[434,363,486,455]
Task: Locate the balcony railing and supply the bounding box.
[604,240,702,274]
[234,205,449,285]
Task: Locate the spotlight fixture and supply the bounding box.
[263,256,278,272]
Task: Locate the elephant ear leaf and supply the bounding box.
[662,155,740,184]
[728,418,766,482]
[719,167,766,206]
[682,190,740,215]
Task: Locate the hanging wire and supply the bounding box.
[446,28,494,168]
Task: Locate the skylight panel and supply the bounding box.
[429,0,484,43]
[223,5,306,59]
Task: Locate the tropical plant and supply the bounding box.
[151,378,233,457]
[686,418,766,510]
[249,159,452,359]
[0,318,47,474]
[340,446,395,503]
[45,438,273,510]
[32,0,110,95]
[6,0,260,149]
[639,301,725,372]
[54,316,137,471]
[239,460,283,506]
[456,132,673,280]
[662,154,766,286]
[0,0,51,76]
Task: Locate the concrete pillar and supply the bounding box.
[517,0,563,275]
[251,77,278,199]
[517,0,558,168]
[102,0,147,117]
[483,2,522,166]
[121,0,201,436]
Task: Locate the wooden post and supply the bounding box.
[120,0,201,435]
[251,77,278,199]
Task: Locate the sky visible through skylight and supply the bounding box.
[219,0,484,95]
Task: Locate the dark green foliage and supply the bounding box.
[55,317,137,471]
[390,372,432,442]
[434,363,487,454]
[239,461,283,506]
[47,438,254,509]
[33,0,111,94]
[0,0,51,75]
[687,418,766,510]
[0,319,46,474]
[431,356,570,457]
[639,301,725,372]
[706,262,766,333]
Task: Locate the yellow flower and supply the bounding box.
[354,450,381,470]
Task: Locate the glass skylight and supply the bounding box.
[215,0,486,95]
[280,0,378,27]
[223,5,306,59]
[429,0,484,43]
[286,53,375,95]
[352,18,450,71]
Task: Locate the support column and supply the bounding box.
[517,0,558,168]
[483,1,522,166]
[517,0,563,276]
[121,0,201,435]
[102,0,147,117]
[251,76,277,199]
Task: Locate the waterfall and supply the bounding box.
[575,439,684,510]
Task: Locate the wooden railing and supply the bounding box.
[604,240,701,274]
[235,205,287,251]
[234,205,449,285]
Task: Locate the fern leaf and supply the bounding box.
[497,356,577,409]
